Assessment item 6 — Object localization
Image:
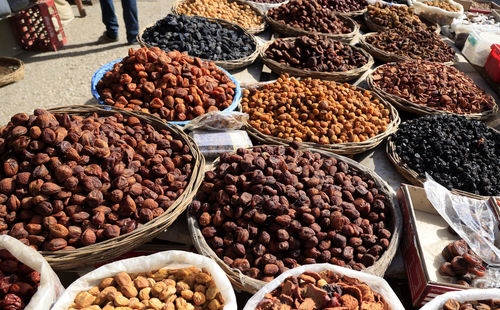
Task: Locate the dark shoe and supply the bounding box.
[97,31,118,44]
[127,36,138,45]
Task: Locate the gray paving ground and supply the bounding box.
[0,0,174,124]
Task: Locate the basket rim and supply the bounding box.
[239,78,401,155]
[366,63,499,120]
[335,7,367,17]
[34,105,205,267]
[259,37,375,81]
[189,145,403,293]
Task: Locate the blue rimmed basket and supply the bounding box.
[91,58,242,126]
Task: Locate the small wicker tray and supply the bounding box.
[366,64,499,120]
[137,17,259,71]
[39,105,205,270]
[259,37,374,82]
[0,57,24,88]
[189,146,402,293]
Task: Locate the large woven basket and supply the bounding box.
[363,11,441,34]
[38,105,205,270]
[366,65,499,120]
[386,135,494,200]
[259,37,374,82]
[172,0,266,34]
[137,17,259,71]
[0,57,24,88]
[337,7,367,17]
[359,32,455,65]
[189,146,402,293]
[265,12,359,43]
[241,82,400,155]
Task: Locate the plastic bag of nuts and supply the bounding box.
[0,235,64,310]
[410,0,463,25]
[419,289,500,310]
[51,250,237,310]
[243,264,404,310]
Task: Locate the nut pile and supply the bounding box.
[97,47,236,122]
[423,0,461,12]
[69,267,224,310]
[0,109,193,251]
[439,240,486,286]
[256,270,390,309]
[393,114,500,196]
[249,0,285,3]
[141,15,255,61]
[371,61,495,114]
[0,250,40,310]
[265,36,368,72]
[241,74,391,144]
[176,0,263,29]
[442,299,500,310]
[268,0,352,34]
[365,28,455,63]
[191,144,394,281]
[367,3,435,31]
[316,0,368,13]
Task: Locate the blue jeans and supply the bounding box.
[99,0,138,43]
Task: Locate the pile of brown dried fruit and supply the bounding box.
[442,299,500,310]
[97,47,237,122]
[69,267,224,310]
[256,270,390,309]
[371,61,495,114]
[268,0,353,34]
[423,0,461,12]
[265,36,369,72]
[365,29,455,63]
[241,74,391,144]
[0,249,40,310]
[316,0,367,12]
[439,239,486,286]
[190,144,393,281]
[0,109,193,251]
[367,3,436,31]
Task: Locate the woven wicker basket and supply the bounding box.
[188,146,402,293]
[366,65,499,120]
[0,57,24,88]
[259,38,374,82]
[172,0,266,34]
[265,12,359,43]
[363,11,441,34]
[38,105,205,270]
[241,82,400,155]
[137,17,259,71]
[385,136,493,200]
[336,7,367,17]
[359,32,455,65]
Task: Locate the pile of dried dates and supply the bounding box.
[97,47,237,122]
[439,240,486,286]
[268,0,353,34]
[256,270,390,309]
[316,0,367,13]
[265,36,368,72]
[393,114,500,196]
[0,249,40,310]
[371,61,496,114]
[0,109,194,251]
[365,29,455,63]
[190,144,393,281]
[367,3,436,31]
[442,299,500,310]
[423,0,460,12]
[141,14,255,61]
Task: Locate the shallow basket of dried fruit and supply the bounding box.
[265,12,359,43]
[171,0,267,34]
[0,57,24,88]
[137,17,260,71]
[35,105,205,270]
[188,145,402,294]
[366,65,499,120]
[259,38,374,82]
[363,11,441,34]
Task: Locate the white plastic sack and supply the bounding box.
[239,0,289,12]
[51,250,237,310]
[420,288,500,309]
[0,235,64,310]
[243,263,405,310]
[410,0,464,25]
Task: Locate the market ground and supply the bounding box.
[0,0,174,124]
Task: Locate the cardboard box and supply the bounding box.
[397,184,492,307]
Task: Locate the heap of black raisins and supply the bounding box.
[393,114,500,196]
[141,14,255,61]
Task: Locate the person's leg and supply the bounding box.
[99,0,119,39]
[121,0,138,43]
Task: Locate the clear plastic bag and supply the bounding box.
[190,130,253,159]
[420,288,500,309]
[410,0,464,25]
[183,111,249,131]
[237,0,289,12]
